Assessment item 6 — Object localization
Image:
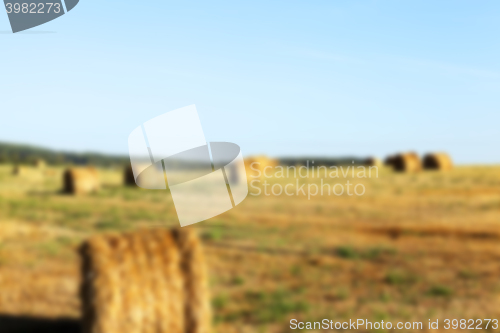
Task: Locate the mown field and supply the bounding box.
[0,164,499,332]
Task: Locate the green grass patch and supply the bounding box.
[385,270,416,285]
[212,294,229,310]
[201,228,225,241]
[427,285,453,297]
[240,289,310,324]
[335,246,396,260]
[232,276,245,286]
[94,218,127,231]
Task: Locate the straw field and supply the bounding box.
[0,163,499,332]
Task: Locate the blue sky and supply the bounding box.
[1,1,499,164]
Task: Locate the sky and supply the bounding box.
[1,0,499,164]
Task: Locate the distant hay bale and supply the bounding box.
[364,157,382,167]
[244,156,278,179]
[126,163,168,189]
[12,165,27,176]
[33,158,46,169]
[393,152,421,172]
[63,167,100,195]
[423,152,453,171]
[79,228,211,333]
[384,155,396,167]
[386,155,396,165]
[124,165,136,186]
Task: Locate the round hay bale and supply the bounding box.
[63,167,100,195]
[384,155,396,167]
[423,152,453,171]
[393,152,421,172]
[124,165,136,186]
[364,157,382,167]
[172,229,211,333]
[244,156,278,179]
[79,228,211,333]
[12,165,27,176]
[33,158,46,169]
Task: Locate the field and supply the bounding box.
[0,164,499,332]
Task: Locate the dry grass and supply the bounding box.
[0,164,499,332]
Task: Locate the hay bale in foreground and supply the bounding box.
[63,167,100,195]
[172,229,211,333]
[393,152,421,172]
[124,165,136,186]
[79,228,211,333]
[423,152,453,171]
